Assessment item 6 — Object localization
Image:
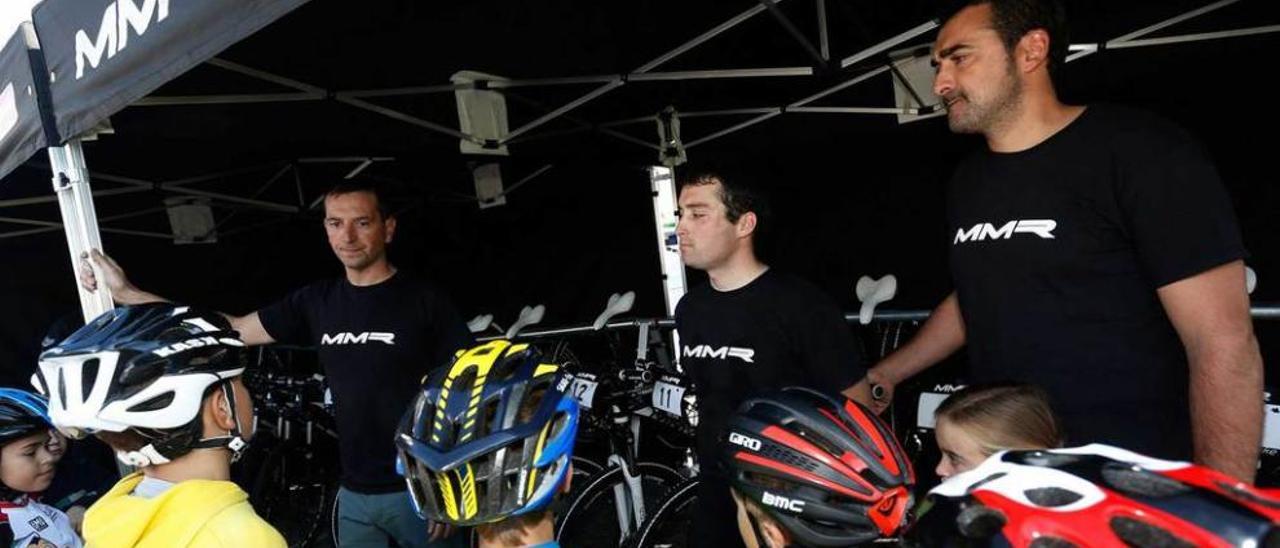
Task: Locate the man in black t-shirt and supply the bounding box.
[675,171,866,547]
[847,0,1262,481]
[79,181,471,547]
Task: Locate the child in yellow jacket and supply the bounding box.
[36,303,285,547]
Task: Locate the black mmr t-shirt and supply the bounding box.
[258,271,474,493]
[675,269,865,546]
[947,104,1246,459]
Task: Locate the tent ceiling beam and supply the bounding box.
[134,92,323,106]
[1068,0,1245,63]
[840,20,939,68]
[683,51,909,149]
[0,215,170,239]
[1108,24,1280,49]
[139,66,817,106]
[757,0,827,67]
[162,162,291,188]
[817,0,830,61]
[0,186,150,209]
[500,1,785,143]
[336,67,815,99]
[331,94,481,144]
[500,92,661,151]
[1113,0,1242,43]
[205,164,297,233]
[206,57,325,94]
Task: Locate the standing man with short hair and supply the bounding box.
[674,171,866,547]
[847,0,1262,481]
[80,180,473,546]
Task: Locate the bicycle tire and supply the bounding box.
[249,437,290,505]
[569,456,604,490]
[572,455,604,476]
[549,455,604,518]
[630,477,700,548]
[251,441,332,547]
[556,462,684,547]
[294,473,334,547]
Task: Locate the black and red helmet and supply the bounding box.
[908,443,1280,548]
[721,386,916,547]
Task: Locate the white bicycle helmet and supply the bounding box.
[35,303,249,466]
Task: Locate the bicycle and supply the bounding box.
[554,363,687,547]
[539,321,693,546]
[243,347,341,548]
[621,369,700,548]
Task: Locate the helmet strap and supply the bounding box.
[192,380,248,462]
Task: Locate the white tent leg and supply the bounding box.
[48,139,114,323]
[649,166,686,367]
[648,166,686,317]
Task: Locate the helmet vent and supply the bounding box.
[478,399,502,437]
[1029,536,1078,548]
[1024,487,1082,508]
[57,367,68,410]
[1101,465,1191,498]
[1110,516,1195,548]
[758,441,821,474]
[956,505,1006,539]
[1007,450,1084,469]
[129,391,175,413]
[158,327,191,341]
[784,420,841,463]
[490,355,521,384]
[81,357,100,402]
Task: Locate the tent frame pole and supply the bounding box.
[47,139,114,322]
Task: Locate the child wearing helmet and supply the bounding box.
[396,340,579,548]
[932,383,1063,481]
[721,387,916,548]
[0,388,80,548]
[35,303,284,547]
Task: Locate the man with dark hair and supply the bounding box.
[79,181,473,547]
[326,179,395,220]
[849,0,1263,481]
[674,171,866,546]
[947,0,1069,82]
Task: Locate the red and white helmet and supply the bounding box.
[908,443,1280,547]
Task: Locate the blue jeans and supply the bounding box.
[336,487,466,548]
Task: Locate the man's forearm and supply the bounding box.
[871,292,966,384]
[1190,334,1264,482]
[114,285,169,305]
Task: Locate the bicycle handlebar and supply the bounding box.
[617,368,654,384]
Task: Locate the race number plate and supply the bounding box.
[570,377,599,409]
[652,381,686,416]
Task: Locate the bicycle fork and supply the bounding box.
[608,415,648,539]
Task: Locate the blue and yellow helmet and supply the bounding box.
[395,340,579,526]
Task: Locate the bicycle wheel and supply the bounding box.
[556,462,684,547]
[252,442,332,547]
[543,455,604,521]
[631,477,700,548]
[248,436,289,507]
